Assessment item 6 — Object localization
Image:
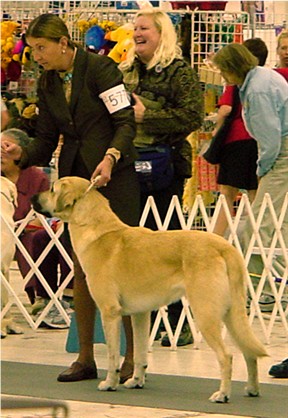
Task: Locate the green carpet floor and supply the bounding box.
[1,361,287,418]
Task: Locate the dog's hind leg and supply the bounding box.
[224,309,267,397]
[98,306,122,391]
[189,301,232,403]
[202,325,232,402]
[243,355,260,397]
[124,311,150,389]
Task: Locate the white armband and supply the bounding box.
[99,84,130,114]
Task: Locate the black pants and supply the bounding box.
[141,176,185,328]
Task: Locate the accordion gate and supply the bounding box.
[1,193,287,348]
[1,2,288,347]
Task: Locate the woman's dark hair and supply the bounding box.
[26,14,76,91]
[243,37,268,66]
[26,13,74,49]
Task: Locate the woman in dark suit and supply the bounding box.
[1,13,140,383]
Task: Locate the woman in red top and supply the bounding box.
[213,38,268,236]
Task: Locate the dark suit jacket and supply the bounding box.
[19,48,138,178]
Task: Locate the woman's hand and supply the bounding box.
[90,154,114,188]
[1,141,23,161]
[132,93,146,123]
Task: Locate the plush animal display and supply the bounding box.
[105,23,134,63]
[85,25,106,53]
[1,21,21,83]
[77,19,118,56]
[12,34,31,68]
[77,18,117,35]
[5,96,38,137]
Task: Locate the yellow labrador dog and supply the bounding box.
[31,176,267,403]
[1,176,22,337]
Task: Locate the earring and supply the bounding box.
[62,49,66,54]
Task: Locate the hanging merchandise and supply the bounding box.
[116,1,140,10]
[170,2,227,11]
[85,25,106,53]
[104,23,134,62]
[1,21,21,84]
[234,23,243,43]
[116,1,159,9]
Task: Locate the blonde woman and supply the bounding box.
[276,30,288,68]
[119,8,204,348]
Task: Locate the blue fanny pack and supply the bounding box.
[135,144,174,193]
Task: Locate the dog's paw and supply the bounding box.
[124,376,145,389]
[7,323,23,335]
[98,379,118,391]
[245,385,260,397]
[209,391,230,403]
[1,329,7,339]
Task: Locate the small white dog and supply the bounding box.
[1,176,22,337]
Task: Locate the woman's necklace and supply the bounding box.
[62,72,73,84]
[59,48,77,84]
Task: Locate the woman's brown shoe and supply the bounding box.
[119,360,134,384]
[57,361,98,382]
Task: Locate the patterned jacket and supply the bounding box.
[122,58,204,177]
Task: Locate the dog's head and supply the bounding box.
[1,176,18,208]
[31,176,90,221]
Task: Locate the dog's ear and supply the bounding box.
[54,178,85,213]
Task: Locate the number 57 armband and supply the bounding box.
[99,84,131,114]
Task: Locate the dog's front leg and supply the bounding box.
[98,311,121,391]
[124,312,150,389]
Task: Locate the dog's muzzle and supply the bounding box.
[31,194,52,218]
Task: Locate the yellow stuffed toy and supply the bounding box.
[1,21,23,83]
[1,21,20,70]
[105,23,134,63]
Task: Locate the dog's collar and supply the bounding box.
[1,191,16,207]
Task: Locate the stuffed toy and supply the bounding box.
[78,19,117,56]
[105,23,134,63]
[77,19,92,34]
[85,25,106,53]
[1,21,21,84]
[77,18,117,34]
[1,22,30,83]
[12,34,31,67]
[6,96,38,137]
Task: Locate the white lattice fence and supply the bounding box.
[142,192,288,347]
[1,210,73,329]
[3,192,286,345]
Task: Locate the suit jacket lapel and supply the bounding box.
[69,48,88,115]
[46,74,72,122]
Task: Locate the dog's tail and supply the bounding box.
[224,247,268,359]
